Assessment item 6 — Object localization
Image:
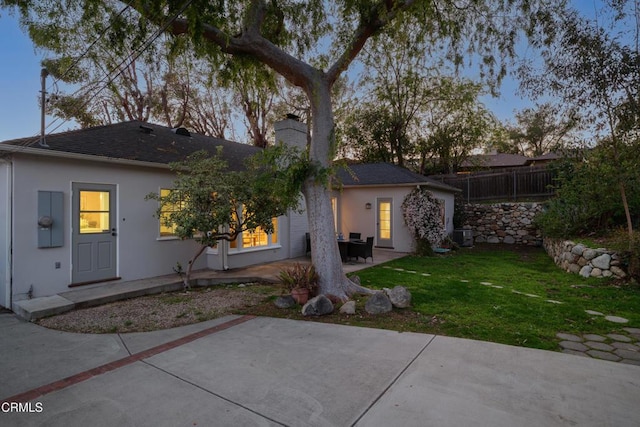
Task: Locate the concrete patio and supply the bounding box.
[1,314,639,426]
[12,248,406,321]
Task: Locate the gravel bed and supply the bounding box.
[37,284,274,333]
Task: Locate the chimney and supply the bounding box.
[274,114,307,151]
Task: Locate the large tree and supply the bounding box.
[498,103,578,157]
[520,0,640,246]
[352,18,441,167]
[418,77,494,174]
[4,0,564,299]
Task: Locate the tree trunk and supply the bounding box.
[619,181,634,250]
[184,245,208,289]
[304,77,374,300]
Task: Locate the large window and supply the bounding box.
[230,209,279,250]
[159,188,185,237]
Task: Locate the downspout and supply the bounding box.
[2,157,14,310]
[288,207,292,259]
[220,225,229,271]
[221,240,229,271]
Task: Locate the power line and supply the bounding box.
[14,0,194,148]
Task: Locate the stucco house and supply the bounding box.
[0,118,458,310]
[333,162,458,253]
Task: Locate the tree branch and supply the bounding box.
[326,0,418,84]
[165,14,316,90]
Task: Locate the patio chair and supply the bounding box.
[352,237,374,263]
[348,232,361,240]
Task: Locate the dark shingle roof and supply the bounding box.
[336,163,459,192]
[1,121,260,169]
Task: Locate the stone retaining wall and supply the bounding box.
[462,203,543,246]
[543,238,628,279]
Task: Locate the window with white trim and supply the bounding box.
[229,210,279,250]
[159,188,185,237]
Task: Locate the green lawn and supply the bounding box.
[353,246,640,351]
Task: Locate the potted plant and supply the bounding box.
[279,263,319,304]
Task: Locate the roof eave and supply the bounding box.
[0,144,171,169]
[340,181,461,192]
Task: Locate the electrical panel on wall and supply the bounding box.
[37,191,64,248]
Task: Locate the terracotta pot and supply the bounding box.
[291,287,310,304]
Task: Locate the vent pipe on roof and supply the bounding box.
[172,127,191,137]
[39,68,50,148]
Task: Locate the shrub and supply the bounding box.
[606,229,640,283]
[402,188,447,255]
[278,263,319,293]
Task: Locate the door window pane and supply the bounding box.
[79,191,110,233]
[379,201,391,239]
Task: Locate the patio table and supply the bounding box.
[338,239,364,262]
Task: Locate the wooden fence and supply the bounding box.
[431,167,557,203]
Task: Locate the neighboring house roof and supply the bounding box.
[529,152,560,162]
[336,162,460,193]
[0,121,260,170]
[461,153,530,169]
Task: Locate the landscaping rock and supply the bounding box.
[568,264,581,274]
[614,349,640,361]
[611,266,627,278]
[274,295,296,309]
[365,292,393,314]
[503,236,516,244]
[605,315,629,324]
[556,333,582,342]
[584,341,614,351]
[571,244,585,256]
[587,350,621,362]
[559,341,589,352]
[543,238,630,279]
[607,334,632,342]
[592,254,611,270]
[339,300,356,315]
[385,286,412,308]
[582,248,597,260]
[579,265,592,278]
[301,295,334,316]
[350,275,361,285]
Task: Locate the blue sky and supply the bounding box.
[0,2,603,142]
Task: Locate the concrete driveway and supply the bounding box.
[1,313,639,426]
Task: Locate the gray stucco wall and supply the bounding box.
[9,154,207,302]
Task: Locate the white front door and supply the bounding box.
[72,183,117,284]
[377,198,393,248]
